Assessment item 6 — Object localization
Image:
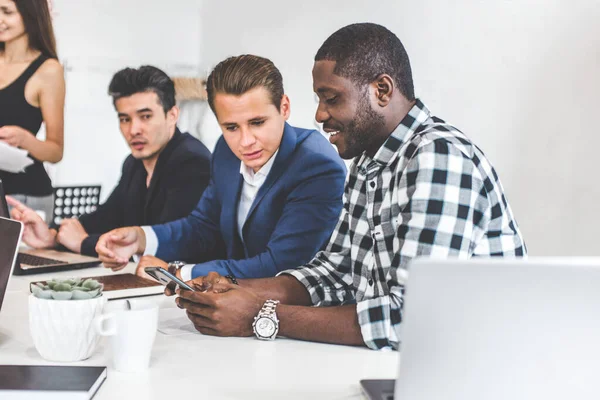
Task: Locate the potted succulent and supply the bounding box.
[29,278,106,362]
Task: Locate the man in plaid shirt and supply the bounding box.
[167,23,526,350]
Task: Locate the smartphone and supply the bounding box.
[144,267,195,291]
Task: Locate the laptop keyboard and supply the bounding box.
[18,253,64,267]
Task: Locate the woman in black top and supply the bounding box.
[0,0,65,221]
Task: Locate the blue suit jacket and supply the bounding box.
[152,123,346,279]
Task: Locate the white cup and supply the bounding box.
[94,302,158,372]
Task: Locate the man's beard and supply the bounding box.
[340,95,386,159]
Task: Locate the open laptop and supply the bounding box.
[0,217,23,311]
[0,179,101,275]
[361,258,600,400]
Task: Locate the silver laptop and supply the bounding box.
[362,258,600,400]
[0,180,100,275]
[0,217,23,311]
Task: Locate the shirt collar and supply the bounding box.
[358,98,431,168]
[239,149,279,184]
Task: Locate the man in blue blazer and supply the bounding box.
[96,55,346,280]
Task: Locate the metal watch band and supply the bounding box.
[253,299,280,340]
[258,299,280,318]
[168,261,185,276]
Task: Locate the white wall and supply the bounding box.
[50,0,203,202]
[200,0,600,256]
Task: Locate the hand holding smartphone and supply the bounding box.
[144,266,195,291]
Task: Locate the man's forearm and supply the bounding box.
[277,303,365,347]
[240,275,312,306]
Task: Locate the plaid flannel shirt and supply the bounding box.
[282,99,526,350]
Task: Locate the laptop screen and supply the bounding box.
[0,179,9,218]
[0,217,22,311]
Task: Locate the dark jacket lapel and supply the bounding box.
[222,169,244,258]
[144,128,182,219]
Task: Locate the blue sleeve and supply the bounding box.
[190,157,346,279]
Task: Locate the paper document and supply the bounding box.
[0,141,33,173]
[158,307,197,336]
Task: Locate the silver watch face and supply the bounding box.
[255,317,276,338]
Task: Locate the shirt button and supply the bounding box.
[368,279,374,286]
[369,181,376,188]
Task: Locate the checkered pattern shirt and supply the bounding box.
[282,99,526,350]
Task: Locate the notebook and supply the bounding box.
[0,365,106,399]
[361,258,600,400]
[0,179,101,275]
[30,273,165,300]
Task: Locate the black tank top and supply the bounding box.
[0,54,53,196]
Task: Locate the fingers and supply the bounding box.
[176,289,217,307]
[164,282,177,296]
[5,195,26,209]
[10,207,23,221]
[187,312,232,337]
[11,206,42,225]
[193,326,218,336]
[109,230,128,242]
[208,282,236,294]
[135,264,145,277]
[95,236,128,265]
[96,241,116,261]
[205,271,225,286]
[59,218,79,229]
[190,319,219,336]
[190,280,212,292]
[109,263,127,271]
[101,256,129,267]
[101,261,127,271]
[179,299,213,317]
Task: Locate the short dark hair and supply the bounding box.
[206,54,284,114]
[108,66,176,113]
[315,23,415,101]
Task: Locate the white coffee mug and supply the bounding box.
[94,302,158,372]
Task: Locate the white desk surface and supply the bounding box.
[0,263,398,399]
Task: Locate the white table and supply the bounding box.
[0,264,398,399]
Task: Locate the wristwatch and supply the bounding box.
[252,299,280,340]
[167,261,186,276]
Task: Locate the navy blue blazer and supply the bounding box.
[152,123,346,279]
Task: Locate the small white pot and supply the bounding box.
[29,294,106,362]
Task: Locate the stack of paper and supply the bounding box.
[0,141,33,173]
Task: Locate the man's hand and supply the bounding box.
[0,125,31,148]
[175,283,265,337]
[164,271,225,296]
[136,255,169,281]
[56,219,88,253]
[7,196,57,249]
[96,227,146,271]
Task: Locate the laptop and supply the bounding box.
[0,217,23,311]
[361,258,600,400]
[0,179,101,275]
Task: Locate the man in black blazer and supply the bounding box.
[8,66,211,256]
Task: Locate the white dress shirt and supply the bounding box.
[142,150,278,281]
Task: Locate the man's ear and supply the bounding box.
[373,74,394,107]
[166,105,180,125]
[279,94,291,120]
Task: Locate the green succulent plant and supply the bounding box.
[32,278,103,300]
